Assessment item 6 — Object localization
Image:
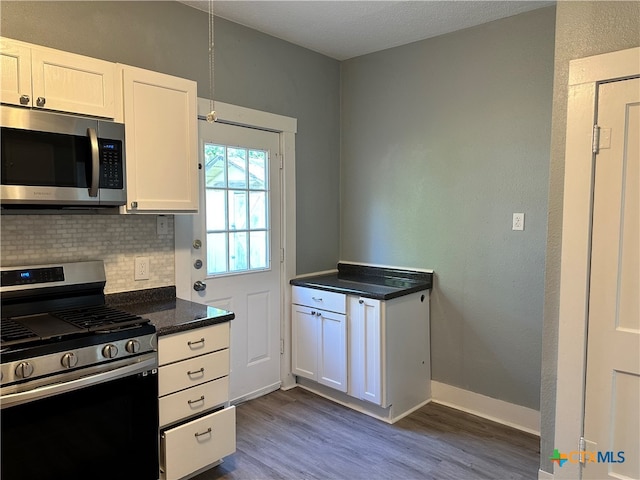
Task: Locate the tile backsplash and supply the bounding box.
[1,214,175,294]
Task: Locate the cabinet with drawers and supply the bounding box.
[158,322,235,480]
[291,285,348,392]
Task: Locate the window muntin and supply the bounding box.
[204,143,270,275]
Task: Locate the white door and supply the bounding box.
[582,77,639,480]
[176,118,282,404]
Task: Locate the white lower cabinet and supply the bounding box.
[348,296,383,405]
[292,285,431,422]
[158,322,235,480]
[161,406,236,480]
[292,286,347,392]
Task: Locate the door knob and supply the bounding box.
[193,239,202,249]
[193,281,207,292]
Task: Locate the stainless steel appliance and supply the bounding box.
[0,261,158,480]
[0,106,126,208]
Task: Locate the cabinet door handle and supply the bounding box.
[188,337,205,347]
[187,367,205,376]
[312,296,323,301]
[188,395,205,405]
[19,94,30,105]
[359,299,364,304]
[194,427,212,438]
[36,96,46,107]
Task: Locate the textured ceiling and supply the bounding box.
[179,1,555,60]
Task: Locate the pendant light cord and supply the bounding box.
[207,0,217,122]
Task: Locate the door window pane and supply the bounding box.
[207,232,227,274]
[204,142,271,276]
[205,189,226,230]
[229,232,248,271]
[250,231,268,269]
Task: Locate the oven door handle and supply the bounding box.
[1,354,157,409]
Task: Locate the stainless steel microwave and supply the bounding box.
[0,106,126,208]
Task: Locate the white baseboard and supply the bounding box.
[431,381,540,435]
[538,468,554,480]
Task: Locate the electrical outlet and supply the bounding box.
[156,215,169,235]
[513,213,525,231]
[134,257,150,280]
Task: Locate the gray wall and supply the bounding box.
[539,1,640,474]
[341,7,556,410]
[0,1,341,275]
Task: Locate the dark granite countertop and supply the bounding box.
[290,263,433,300]
[106,286,234,336]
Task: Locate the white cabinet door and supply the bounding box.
[318,310,347,392]
[0,37,115,118]
[292,304,318,380]
[30,46,116,118]
[0,38,31,107]
[349,296,383,405]
[119,65,198,213]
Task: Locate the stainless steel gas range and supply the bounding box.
[0,260,159,480]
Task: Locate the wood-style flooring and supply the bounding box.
[193,387,540,480]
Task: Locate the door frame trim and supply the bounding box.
[554,47,639,480]
[175,99,298,390]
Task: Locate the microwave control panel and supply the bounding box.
[99,139,124,189]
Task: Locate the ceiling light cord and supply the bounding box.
[207,0,217,123]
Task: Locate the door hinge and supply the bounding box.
[592,125,600,154]
[280,338,284,354]
[579,436,586,462]
[280,247,285,263]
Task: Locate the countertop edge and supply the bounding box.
[290,279,430,300]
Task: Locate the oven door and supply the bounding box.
[1,356,159,480]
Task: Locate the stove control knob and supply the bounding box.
[15,362,34,379]
[61,352,78,369]
[102,344,119,359]
[125,339,141,354]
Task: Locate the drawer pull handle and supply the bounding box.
[187,367,205,376]
[188,395,205,405]
[312,296,323,301]
[188,338,205,347]
[194,427,212,438]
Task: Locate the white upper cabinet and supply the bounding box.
[0,37,116,118]
[117,65,198,213]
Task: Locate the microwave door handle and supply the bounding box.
[87,127,100,197]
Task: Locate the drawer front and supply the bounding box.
[292,285,346,314]
[159,349,229,397]
[158,322,230,366]
[162,406,236,480]
[159,376,229,428]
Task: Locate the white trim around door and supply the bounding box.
[175,99,298,390]
[554,47,640,480]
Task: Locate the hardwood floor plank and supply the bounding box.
[192,387,540,480]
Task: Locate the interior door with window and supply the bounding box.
[176,119,282,403]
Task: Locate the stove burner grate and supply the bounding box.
[0,318,38,343]
[52,305,145,331]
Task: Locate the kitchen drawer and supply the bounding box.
[161,406,236,480]
[159,376,229,428]
[292,285,346,314]
[159,349,229,397]
[158,322,230,366]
